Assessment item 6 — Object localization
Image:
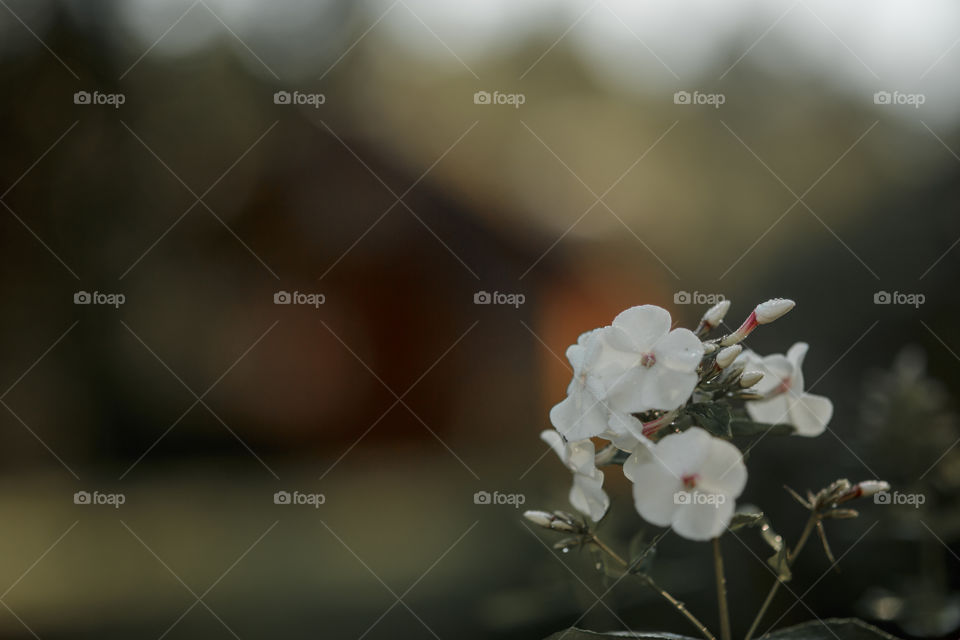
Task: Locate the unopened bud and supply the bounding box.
[739,370,764,388]
[834,480,891,505]
[524,510,553,528]
[524,510,580,533]
[716,345,742,368]
[854,480,890,498]
[702,342,718,354]
[720,298,795,346]
[698,300,731,333]
[755,298,795,324]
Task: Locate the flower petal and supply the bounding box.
[653,328,704,372]
[622,441,656,482]
[611,305,671,351]
[540,429,566,462]
[571,472,609,521]
[699,438,747,498]
[672,496,735,541]
[655,427,712,479]
[603,366,652,413]
[787,342,809,390]
[642,367,699,412]
[566,438,597,475]
[746,395,791,425]
[788,392,833,437]
[631,467,681,527]
[549,391,609,440]
[752,354,794,395]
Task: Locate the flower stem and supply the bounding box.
[713,537,732,640]
[589,535,717,640]
[590,535,628,567]
[743,513,819,640]
[639,573,718,640]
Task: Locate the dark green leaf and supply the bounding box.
[730,419,796,437]
[684,402,733,438]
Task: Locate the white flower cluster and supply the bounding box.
[541,299,833,541]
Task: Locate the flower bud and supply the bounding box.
[697,300,731,334]
[702,342,718,354]
[524,510,553,528]
[524,510,581,533]
[719,298,795,346]
[829,479,892,505]
[853,480,890,499]
[739,370,764,388]
[755,298,795,324]
[716,345,742,368]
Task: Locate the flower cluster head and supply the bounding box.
[539,297,836,541]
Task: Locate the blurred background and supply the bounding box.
[1,0,960,638]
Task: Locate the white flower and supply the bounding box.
[549,329,619,440]
[541,430,610,521]
[624,427,747,541]
[738,342,833,437]
[549,306,704,440]
[594,305,705,414]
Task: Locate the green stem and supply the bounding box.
[590,535,717,640]
[713,537,732,640]
[743,513,819,640]
[640,573,718,640]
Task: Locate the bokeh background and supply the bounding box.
[1,0,960,638]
